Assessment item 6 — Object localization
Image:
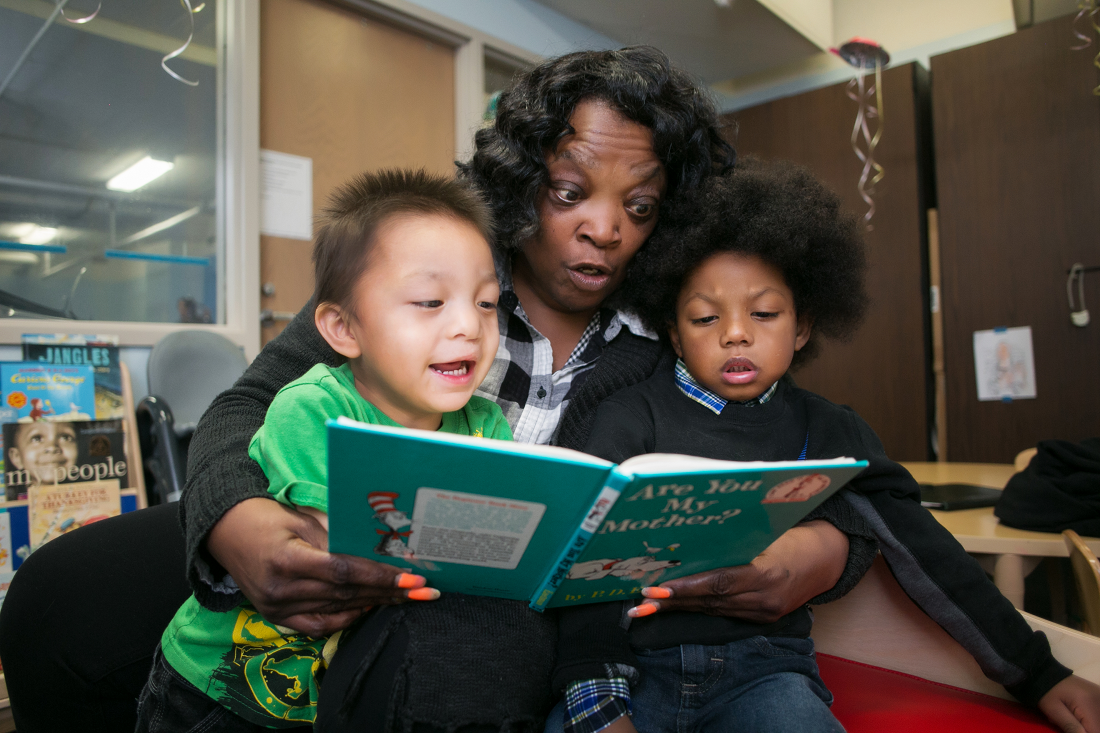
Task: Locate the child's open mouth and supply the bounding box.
[430,360,474,381]
[720,357,758,385]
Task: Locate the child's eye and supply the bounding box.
[691,315,718,325]
[414,300,443,309]
[477,301,498,310]
[753,312,779,319]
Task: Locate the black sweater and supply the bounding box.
[555,368,1071,706]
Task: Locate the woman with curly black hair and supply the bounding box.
[1,48,865,733]
[555,160,1100,733]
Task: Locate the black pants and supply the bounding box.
[0,503,192,733]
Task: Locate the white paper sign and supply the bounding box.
[973,326,1037,401]
[408,488,545,569]
[260,150,313,241]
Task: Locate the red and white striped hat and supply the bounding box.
[367,492,400,515]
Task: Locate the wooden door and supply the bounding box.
[725,63,934,461]
[260,0,456,344]
[932,16,1100,462]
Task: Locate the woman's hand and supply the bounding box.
[1039,675,1100,733]
[206,498,436,637]
[628,520,849,621]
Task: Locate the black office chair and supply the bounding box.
[137,331,248,504]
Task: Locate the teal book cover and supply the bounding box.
[545,456,868,608]
[326,419,868,610]
[327,418,617,602]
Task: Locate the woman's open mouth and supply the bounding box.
[568,263,612,292]
[720,357,759,385]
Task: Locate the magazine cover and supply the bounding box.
[0,406,16,492]
[3,419,129,500]
[28,479,121,549]
[1,363,96,423]
[22,334,123,420]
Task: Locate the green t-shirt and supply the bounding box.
[161,363,512,727]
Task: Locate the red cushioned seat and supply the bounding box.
[818,653,1057,733]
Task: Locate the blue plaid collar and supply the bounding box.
[673,359,779,415]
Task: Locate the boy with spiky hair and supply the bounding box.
[137,169,535,731]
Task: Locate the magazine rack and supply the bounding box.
[812,554,1100,731]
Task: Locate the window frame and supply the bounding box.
[0,0,540,362]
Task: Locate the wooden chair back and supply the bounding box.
[1064,529,1100,635]
[1014,447,1037,473]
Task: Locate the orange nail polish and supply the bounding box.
[630,603,658,618]
[407,588,440,601]
[642,587,672,599]
[396,573,426,590]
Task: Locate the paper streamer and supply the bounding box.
[1071,1,1100,95]
[831,38,890,229]
[161,0,202,87]
[61,1,100,24]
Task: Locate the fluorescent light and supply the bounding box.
[106,156,174,192]
[19,225,58,245]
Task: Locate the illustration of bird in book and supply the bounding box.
[567,541,682,582]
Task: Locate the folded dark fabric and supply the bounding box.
[995,438,1100,535]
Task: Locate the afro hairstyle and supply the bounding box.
[458,46,735,252]
[622,157,868,368]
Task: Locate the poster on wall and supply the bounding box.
[260,149,313,241]
[973,326,1037,401]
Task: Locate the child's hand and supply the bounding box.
[207,498,439,637]
[628,520,848,621]
[1039,675,1100,733]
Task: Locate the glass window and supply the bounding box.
[0,0,222,324]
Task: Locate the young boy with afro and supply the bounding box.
[549,159,1090,733]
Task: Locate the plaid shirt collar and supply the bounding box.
[479,257,656,445]
[673,359,778,415]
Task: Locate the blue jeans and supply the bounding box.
[546,636,843,733]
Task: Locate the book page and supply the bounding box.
[407,488,545,570]
[618,452,858,475]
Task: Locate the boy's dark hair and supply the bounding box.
[623,158,868,368]
[312,169,493,312]
[458,46,735,252]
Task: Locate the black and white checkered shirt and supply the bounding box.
[475,263,657,445]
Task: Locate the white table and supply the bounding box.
[902,462,1100,609]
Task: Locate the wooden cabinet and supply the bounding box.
[724,63,934,461]
[932,16,1100,462]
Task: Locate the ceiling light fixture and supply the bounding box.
[106,156,174,192]
[4,223,60,245]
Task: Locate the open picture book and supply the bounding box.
[327,417,868,611]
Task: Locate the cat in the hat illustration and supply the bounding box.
[367,491,413,558]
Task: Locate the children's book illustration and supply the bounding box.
[367,491,413,557]
[973,326,1037,401]
[22,334,123,420]
[762,473,831,503]
[327,418,869,610]
[28,479,121,549]
[3,419,128,501]
[2,364,96,423]
[567,541,682,582]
